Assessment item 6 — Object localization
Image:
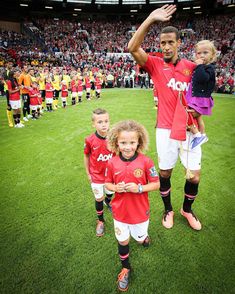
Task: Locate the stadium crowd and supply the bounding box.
[0,14,234,126]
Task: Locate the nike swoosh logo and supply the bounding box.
[138,235,145,238]
[115,171,122,175]
[93,146,99,150]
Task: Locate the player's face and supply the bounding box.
[160,33,180,63]
[117,131,139,159]
[196,44,213,64]
[93,113,110,137]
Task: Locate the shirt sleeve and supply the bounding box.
[105,160,114,183]
[142,55,161,77]
[6,80,12,91]
[84,137,91,155]
[145,158,159,183]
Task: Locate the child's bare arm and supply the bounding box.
[84,154,92,182]
[105,182,126,193]
[124,181,159,193]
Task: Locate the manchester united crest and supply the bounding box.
[183,69,192,76]
[115,227,121,235]
[134,168,143,178]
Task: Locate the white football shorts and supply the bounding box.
[9,100,21,110]
[114,219,149,243]
[91,183,114,200]
[46,98,53,104]
[30,105,38,110]
[156,128,201,171]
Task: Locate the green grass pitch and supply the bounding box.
[0,89,234,293]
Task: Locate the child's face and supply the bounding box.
[92,113,110,136]
[196,44,213,64]
[117,131,139,159]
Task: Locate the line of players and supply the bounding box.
[2,62,104,128]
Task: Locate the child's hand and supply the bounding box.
[124,183,138,193]
[116,181,126,193]
[195,58,204,65]
[87,174,92,182]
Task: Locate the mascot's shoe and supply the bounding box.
[96,220,104,237]
[191,135,208,149]
[162,210,174,229]
[117,268,130,292]
[142,236,150,248]
[180,208,202,231]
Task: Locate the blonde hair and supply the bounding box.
[107,120,149,155]
[92,108,108,121]
[195,40,217,63]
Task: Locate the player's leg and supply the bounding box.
[130,220,150,248]
[180,133,202,230]
[22,94,29,121]
[104,187,113,212]
[16,105,24,127]
[156,128,178,229]
[78,91,82,103]
[86,88,91,100]
[114,220,131,292]
[6,105,13,127]
[91,183,105,236]
[6,91,14,127]
[71,92,76,105]
[12,108,19,127]
[26,94,31,118]
[55,90,59,108]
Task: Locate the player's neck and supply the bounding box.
[96,130,107,139]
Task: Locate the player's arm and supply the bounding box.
[7,81,20,94]
[84,153,92,182]
[124,181,159,193]
[128,4,176,66]
[105,182,126,193]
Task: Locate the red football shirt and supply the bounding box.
[105,153,159,224]
[77,80,83,91]
[29,88,39,105]
[7,80,20,101]
[61,84,68,97]
[84,132,114,184]
[45,82,54,98]
[143,55,196,129]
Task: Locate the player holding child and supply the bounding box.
[186,40,216,149]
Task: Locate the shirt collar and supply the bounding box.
[95,131,106,140]
[120,152,138,162]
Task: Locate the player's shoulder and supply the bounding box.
[180,58,195,68]
[85,132,95,141]
[138,153,154,164]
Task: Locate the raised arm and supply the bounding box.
[128,4,176,66]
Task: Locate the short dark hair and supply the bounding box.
[92,108,108,121]
[161,26,180,40]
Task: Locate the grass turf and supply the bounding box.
[0,89,234,294]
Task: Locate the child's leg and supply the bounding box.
[118,240,131,270]
[114,220,131,291]
[92,183,105,236]
[197,115,205,134]
[13,109,19,126]
[104,188,113,212]
[95,197,104,223]
[190,114,208,149]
